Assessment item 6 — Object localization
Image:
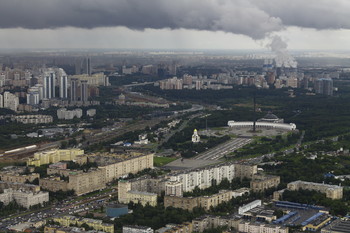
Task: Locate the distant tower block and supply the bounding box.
[192,129,200,143]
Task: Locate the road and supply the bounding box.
[195,137,252,161]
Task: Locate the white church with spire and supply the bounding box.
[192,129,200,143]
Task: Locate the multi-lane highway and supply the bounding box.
[195,137,252,161]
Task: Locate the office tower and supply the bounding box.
[43,71,55,99]
[315,78,333,96]
[80,80,88,102]
[59,74,68,99]
[70,78,79,102]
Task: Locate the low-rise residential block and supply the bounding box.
[27,149,84,167]
[0,188,49,209]
[238,221,289,233]
[164,190,233,211]
[287,180,343,199]
[250,174,280,192]
[156,222,192,233]
[123,225,154,233]
[13,115,53,124]
[53,215,114,233]
[0,172,39,184]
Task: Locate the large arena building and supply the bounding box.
[228,112,297,131]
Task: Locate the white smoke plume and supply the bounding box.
[268,36,297,68]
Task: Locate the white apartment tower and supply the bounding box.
[58,69,68,99]
[0,73,5,87]
[0,94,3,108]
[43,70,56,99]
[3,91,19,111]
[26,87,40,105]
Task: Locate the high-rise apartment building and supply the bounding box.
[70,78,79,102]
[75,58,82,75]
[2,91,19,111]
[58,68,68,99]
[26,88,40,105]
[80,80,88,102]
[0,94,3,108]
[315,78,333,96]
[43,70,56,99]
[82,57,92,75]
[0,73,5,87]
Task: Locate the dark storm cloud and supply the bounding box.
[256,0,350,30]
[0,0,282,39]
[0,0,349,39]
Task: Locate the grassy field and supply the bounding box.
[0,161,15,169]
[153,156,177,167]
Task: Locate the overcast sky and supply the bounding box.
[1,0,350,50]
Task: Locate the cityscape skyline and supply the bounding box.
[2,1,350,232]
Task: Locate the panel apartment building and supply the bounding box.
[39,168,106,196]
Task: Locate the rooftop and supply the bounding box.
[124,225,152,230]
[322,219,350,232]
[128,190,157,196]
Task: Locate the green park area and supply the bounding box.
[153,156,177,167]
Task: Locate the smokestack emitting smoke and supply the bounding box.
[1,0,349,55]
[268,36,298,68]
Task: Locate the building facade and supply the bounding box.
[0,172,39,184]
[40,168,106,196]
[13,115,53,124]
[165,181,183,197]
[53,215,114,233]
[250,175,280,192]
[287,180,343,200]
[228,121,297,131]
[95,153,154,183]
[57,108,83,120]
[156,222,192,233]
[27,149,84,167]
[192,215,241,233]
[0,188,49,209]
[238,221,289,233]
[164,190,233,211]
[118,180,157,206]
[1,91,19,111]
[123,225,154,233]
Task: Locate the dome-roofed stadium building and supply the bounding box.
[228,112,296,131]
